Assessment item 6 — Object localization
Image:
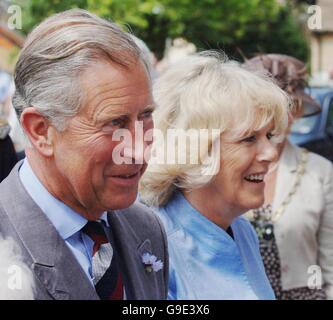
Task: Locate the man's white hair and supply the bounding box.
[0,236,35,300]
[12,9,148,131]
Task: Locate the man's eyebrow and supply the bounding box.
[95,104,156,123]
[95,110,127,122]
[142,104,156,112]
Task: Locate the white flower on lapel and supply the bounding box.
[142,252,163,273]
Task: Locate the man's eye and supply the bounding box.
[140,110,153,120]
[110,118,125,127]
[241,135,256,143]
[102,118,126,132]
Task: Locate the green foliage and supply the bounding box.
[14,0,88,33]
[16,0,309,61]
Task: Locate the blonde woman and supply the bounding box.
[140,51,290,300]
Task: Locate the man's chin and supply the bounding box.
[104,192,138,211]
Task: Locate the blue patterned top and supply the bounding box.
[156,191,275,300]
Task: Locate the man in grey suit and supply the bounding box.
[0,9,168,300]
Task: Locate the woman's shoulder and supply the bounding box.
[234,215,255,228]
[301,148,333,186]
[233,215,259,246]
[306,150,333,176]
[289,143,333,183]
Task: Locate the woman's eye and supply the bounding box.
[242,135,256,143]
[267,132,274,140]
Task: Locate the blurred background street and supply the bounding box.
[1,0,333,161]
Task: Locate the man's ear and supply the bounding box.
[20,107,55,157]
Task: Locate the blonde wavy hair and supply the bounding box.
[140,51,290,207]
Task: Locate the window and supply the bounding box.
[326,99,333,129]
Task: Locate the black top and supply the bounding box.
[226,226,234,239]
[0,134,18,182]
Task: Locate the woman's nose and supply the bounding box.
[256,139,278,163]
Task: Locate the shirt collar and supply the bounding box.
[98,212,110,227]
[19,159,108,239]
[163,190,237,246]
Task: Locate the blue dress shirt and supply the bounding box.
[156,191,275,300]
[19,159,109,285]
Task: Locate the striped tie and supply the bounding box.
[82,221,124,300]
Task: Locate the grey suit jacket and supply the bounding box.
[0,162,169,300]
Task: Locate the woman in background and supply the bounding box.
[244,54,333,300]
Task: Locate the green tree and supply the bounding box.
[16,0,309,61]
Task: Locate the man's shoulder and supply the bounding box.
[114,201,161,227]
[116,200,155,214]
[111,201,164,233]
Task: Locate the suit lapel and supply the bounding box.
[0,162,99,300]
[272,141,298,213]
[107,211,161,300]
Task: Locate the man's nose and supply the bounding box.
[256,139,278,163]
[123,132,151,165]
